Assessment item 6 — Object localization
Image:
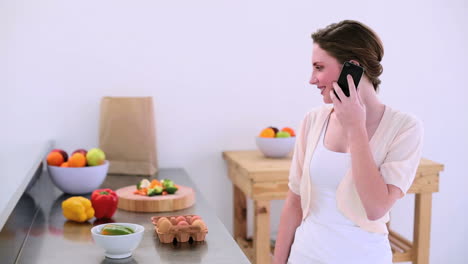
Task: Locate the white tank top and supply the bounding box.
[288,114,392,264]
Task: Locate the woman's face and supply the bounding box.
[310,43,342,104]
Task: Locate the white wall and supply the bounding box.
[2,0,467,263]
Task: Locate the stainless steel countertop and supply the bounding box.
[8,167,249,264]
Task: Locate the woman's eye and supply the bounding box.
[314,66,323,71]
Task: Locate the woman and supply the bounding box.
[273,20,423,264]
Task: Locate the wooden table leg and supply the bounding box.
[254,200,270,264]
[413,193,432,264]
[233,185,247,240]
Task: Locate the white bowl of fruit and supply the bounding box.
[46,148,109,194]
[256,126,296,158]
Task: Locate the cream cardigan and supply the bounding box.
[288,104,423,234]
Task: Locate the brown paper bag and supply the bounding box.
[99,96,158,175]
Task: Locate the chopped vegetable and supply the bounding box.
[148,186,163,196]
[133,188,148,195]
[161,179,175,189]
[134,178,178,196]
[101,224,135,235]
[150,179,161,188]
[165,186,178,194]
[136,179,151,190]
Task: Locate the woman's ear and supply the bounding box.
[349,60,360,66]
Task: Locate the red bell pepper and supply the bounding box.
[91,188,118,219]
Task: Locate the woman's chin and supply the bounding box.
[323,97,333,104]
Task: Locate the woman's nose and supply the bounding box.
[309,76,318,85]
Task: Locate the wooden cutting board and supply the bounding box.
[115,185,195,212]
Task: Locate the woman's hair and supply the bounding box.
[311,20,384,92]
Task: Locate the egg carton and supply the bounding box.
[151,215,208,243]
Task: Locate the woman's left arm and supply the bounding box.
[330,76,404,221]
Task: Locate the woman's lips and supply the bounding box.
[318,86,326,95]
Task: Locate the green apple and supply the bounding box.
[86,148,106,166]
[275,131,291,138]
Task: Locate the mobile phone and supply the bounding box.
[333,61,364,100]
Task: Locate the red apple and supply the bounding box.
[72,149,87,157]
[51,149,68,162]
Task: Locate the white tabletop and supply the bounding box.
[0,140,52,230]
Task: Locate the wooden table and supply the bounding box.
[223,150,444,264]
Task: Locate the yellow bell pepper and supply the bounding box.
[62,196,95,222]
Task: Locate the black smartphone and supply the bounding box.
[333,61,364,100]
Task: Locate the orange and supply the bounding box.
[281,127,296,137]
[47,152,64,166]
[60,162,69,167]
[68,153,86,167]
[259,128,275,138]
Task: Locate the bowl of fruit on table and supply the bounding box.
[46,148,109,194]
[256,126,296,158]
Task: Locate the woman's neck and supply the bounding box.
[359,83,385,126]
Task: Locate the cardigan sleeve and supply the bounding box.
[288,112,312,195]
[380,115,424,195]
